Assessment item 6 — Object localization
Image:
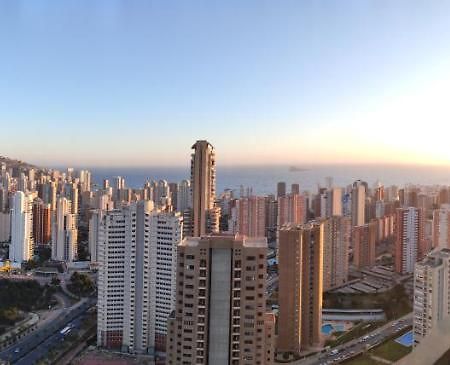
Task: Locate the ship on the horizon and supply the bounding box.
[289,165,307,172]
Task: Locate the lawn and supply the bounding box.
[326,321,385,347]
[369,339,412,362]
[324,284,412,320]
[342,354,384,365]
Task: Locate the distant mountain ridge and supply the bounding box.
[0,156,40,171]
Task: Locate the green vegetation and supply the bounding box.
[343,354,384,364]
[324,284,412,320]
[325,321,385,348]
[369,339,412,362]
[0,279,56,329]
[0,307,23,326]
[23,247,52,270]
[50,276,61,286]
[68,272,94,297]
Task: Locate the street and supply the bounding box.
[292,313,413,365]
[0,298,95,365]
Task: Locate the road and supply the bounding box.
[292,313,413,365]
[0,298,95,365]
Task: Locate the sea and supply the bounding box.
[89,164,450,196]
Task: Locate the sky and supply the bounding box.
[1,0,450,167]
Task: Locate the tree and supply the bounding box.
[68,272,94,296]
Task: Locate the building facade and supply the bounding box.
[234,196,266,238]
[351,181,366,227]
[323,216,351,290]
[189,140,220,237]
[52,197,78,262]
[395,207,425,274]
[97,202,182,354]
[32,198,51,246]
[277,222,323,354]
[352,222,377,269]
[166,234,275,365]
[9,191,34,263]
[413,249,450,345]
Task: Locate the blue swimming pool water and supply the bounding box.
[395,331,414,347]
[321,324,334,335]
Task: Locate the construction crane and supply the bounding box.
[0,260,12,273]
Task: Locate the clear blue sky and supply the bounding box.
[1,1,450,167]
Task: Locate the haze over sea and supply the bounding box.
[89,164,450,196]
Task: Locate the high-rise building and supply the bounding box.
[78,169,91,193]
[51,197,78,262]
[9,191,34,263]
[190,140,220,237]
[351,180,366,227]
[277,181,286,198]
[432,204,450,249]
[166,234,275,365]
[264,195,278,244]
[0,212,10,242]
[278,222,323,354]
[374,184,385,201]
[234,196,266,238]
[277,193,306,227]
[63,182,79,214]
[395,207,425,274]
[0,185,8,212]
[168,182,178,210]
[177,179,192,213]
[32,198,51,246]
[88,209,104,263]
[439,187,450,206]
[352,222,377,269]
[97,202,182,354]
[413,248,450,345]
[40,181,57,211]
[328,187,342,217]
[323,216,351,291]
[291,183,300,195]
[154,180,171,207]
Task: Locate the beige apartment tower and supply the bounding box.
[166,234,275,365]
[352,222,377,269]
[190,140,220,237]
[236,195,266,238]
[277,222,323,354]
[323,216,351,291]
[351,181,366,227]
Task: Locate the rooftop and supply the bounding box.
[180,234,267,248]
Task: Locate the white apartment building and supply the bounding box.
[97,201,182,354]
[52,197,78,262]
[177,179,191,213]
[9,191,34,263]
[414,248,450,345]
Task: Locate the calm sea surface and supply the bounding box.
[89,164,450,196]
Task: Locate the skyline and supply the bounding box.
[2,1,450,166]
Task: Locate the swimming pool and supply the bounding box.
[321,323,345,335]
[322,324,334,335]
[395,331,414,347]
